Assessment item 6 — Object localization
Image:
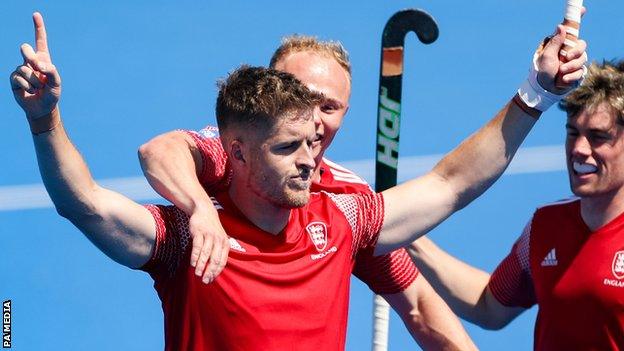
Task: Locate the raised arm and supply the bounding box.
[10,13,156,269]
[408,237,525,329]
[375,26,587,254]
[139,129,229,283]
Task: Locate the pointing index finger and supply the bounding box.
[32,12,49,53]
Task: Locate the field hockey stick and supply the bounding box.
[373,9,439,351]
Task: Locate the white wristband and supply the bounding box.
[517,53,569,112]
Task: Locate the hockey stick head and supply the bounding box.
[375,8,439,191]
[382,9,439,47]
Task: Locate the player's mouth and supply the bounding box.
[289,169,312,189]
[572,161,598,176]
[288,176,311,190]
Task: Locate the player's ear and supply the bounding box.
[231,140,246,163]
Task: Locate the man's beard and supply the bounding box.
[248,170,311,209]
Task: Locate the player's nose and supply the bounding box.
[297,142,315,171]
[313,106,322,131]
[570,135,592,158]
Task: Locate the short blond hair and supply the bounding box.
[269,35,351,79]
[561,60,624,123]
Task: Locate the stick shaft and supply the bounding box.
[372,295,391,351]
[556,0,584,88]
[560,0,583,58]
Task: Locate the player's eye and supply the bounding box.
[566,128,579,137]
[279,142,297,150]
[590,133,611,142]
[320,102,339,114]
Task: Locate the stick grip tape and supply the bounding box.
[556,0,583,88]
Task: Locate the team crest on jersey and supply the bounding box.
[612,250,624,279]
[306,222,328,252]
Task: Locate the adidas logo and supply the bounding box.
[541,248,558,267]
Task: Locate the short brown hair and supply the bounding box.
[561,60,624,123]
[216,65,323,139]
[269,35,351,80]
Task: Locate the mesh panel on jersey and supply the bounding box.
[326,192,385,258]
[488,220,537,308]
[516,221,532,274]
[184,130,232,192]
[143,205,192,278]
[353,248,419,294]
[142,205,166,272]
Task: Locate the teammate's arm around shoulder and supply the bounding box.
[139,128,230,283]
[375,26,587,254]
[11,13,157,269]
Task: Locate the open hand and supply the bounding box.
[189,207,230,284]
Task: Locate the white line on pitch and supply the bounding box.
[0,144,566,212]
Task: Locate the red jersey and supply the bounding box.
[142,190,384,351]
[489,198,624,350]
[187,127,418,294]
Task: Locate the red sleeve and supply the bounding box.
[182,126,232,192]
[488,219,537,308]
[326,192,385,258]
[319,160,417,294]
[139,205,192,280]
[352,248,419,295]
